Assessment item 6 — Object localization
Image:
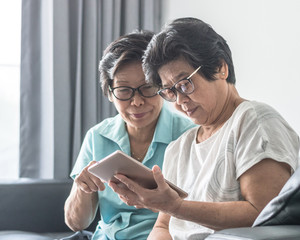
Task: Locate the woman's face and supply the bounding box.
[158,59,228,126]
[110,61,163,131]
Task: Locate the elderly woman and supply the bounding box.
[64,30,195,240]
[109,18,300,239]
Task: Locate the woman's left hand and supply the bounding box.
[108,165,183,214]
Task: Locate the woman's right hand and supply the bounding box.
[74,161,106,193]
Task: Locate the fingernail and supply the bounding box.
[153,165,160,173]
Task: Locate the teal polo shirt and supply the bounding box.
[70,104,195,240]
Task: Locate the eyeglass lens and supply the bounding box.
[112,84,159,100]
[158,66,201,102]
[159,79,194,102]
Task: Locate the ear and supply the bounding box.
[219,61,229,80]
[108,92,113,102]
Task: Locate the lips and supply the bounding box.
[132,112,147,119]
[184,107,196,116]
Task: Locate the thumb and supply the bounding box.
[152,165,167,188]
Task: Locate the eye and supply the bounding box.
[141,85,157,92]
[141,84,152,89]
[176,80,189,92]
[115,87,131,93]
[161,88,174,95]
[179,84,188,92]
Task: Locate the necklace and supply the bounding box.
[131,145,149,161]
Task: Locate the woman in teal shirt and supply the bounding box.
[64,30,195,240]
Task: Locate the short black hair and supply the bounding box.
[99,30,154,96]
[143,17,236,86]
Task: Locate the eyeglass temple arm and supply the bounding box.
[187,66,202,79]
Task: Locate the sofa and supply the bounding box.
[0,178,98,240]
[0,167,299,240]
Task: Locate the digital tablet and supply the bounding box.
[88,150,188,198]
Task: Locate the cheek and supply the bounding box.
[112,100,128,115]
[150,95,164,107]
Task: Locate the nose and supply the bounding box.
[130,91,144,106]
[176,91,189,105]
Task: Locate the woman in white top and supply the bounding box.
[109,17,300,240]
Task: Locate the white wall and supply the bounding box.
[162,0,300,135]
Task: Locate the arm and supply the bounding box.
[148,212,172,240]
[110,159,291,230]
[64,161,105,231]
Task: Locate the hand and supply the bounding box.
[108,165,183,214]
[74,161,106,193]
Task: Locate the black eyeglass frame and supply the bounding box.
[109,83,160,101]
[158,66,202,102]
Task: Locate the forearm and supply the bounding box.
[172,200,258,230]
[64,183,99,231]
[147,212,172,240]
[148,226,172,240]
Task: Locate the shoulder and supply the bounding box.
[234,101,283,121]
[231,101,299,174]
[81,114,126,145]
[230,100,298,139]
[86,114,122,134]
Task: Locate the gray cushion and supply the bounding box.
[0,231,54,240]
[205,225,300,240]
[253,167,300,226]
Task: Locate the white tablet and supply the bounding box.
[88,150,188,198]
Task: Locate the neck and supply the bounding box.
[198,84,244,142]
[126,121,156,143]
[126,121,157,162]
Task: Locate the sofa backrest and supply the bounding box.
[0,179,73,233]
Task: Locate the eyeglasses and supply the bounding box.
[158,66,202,102]
[109,83,160,101]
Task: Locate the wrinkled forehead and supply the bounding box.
[158,60,194,87]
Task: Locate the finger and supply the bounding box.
[89,174,106,191]
[76,171,99,193]
[108,180,134,197]
[109,181,139,206]
[84,161,106,191]
[83,174,99,192]
[120,196,137,206]
[134,205,143,209]
[76,180,94,194]
[152,165,168,189]
[114,174,145,195]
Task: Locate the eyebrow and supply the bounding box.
[114,78,145,86]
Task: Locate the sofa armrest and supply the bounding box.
[205,225,300,240]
